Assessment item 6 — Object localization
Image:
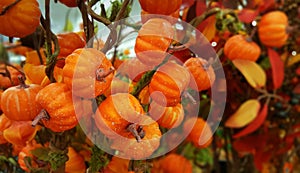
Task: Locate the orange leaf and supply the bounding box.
[232,59,266,88]
[200,16,216,42]
[268,48,284,89]
[238,9,259,23]
[225,99,261,128]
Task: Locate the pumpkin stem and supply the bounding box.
[96,67,115,82]
[32,109,50,127]
[127,123,145,143]
[167,43,191,54]
[17,75,30,89]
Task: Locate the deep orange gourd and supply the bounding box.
[0,114,12,144]
[103,156,130,173]
[141,9,180,24]
[35,83,78,132]
[152,153,193,173]
[183,117,213,148]
[139,0,182,15]
[56,32,86,68]
[149,61,190,107]
[223,35,261,61]
[63,48,114,98]
[134,18,175,66]
[0,0,41,38]
[0,80,42,121]
[65,147,86,173]
[258,11,289,48]
[18,140,43,172]
[184,57,216,91]
[0,64,22,89]
[149,101,184,129]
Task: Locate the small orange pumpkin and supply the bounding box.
[183,117,213,148]
[65,147,86,173]
[0,64,22,89]
[134,18,175,66]
[18,140,43,172]
[0,114,12,144]
[223,35,261,61]
[63,48,114,98]
[184,57,216,91]
[56,32,86,68]
[35,83,78,132]
[103,156,130,173]
[149,61,190,107]
[141,9,180,24]
[0,90,3,112]
[0,0,41,38]
[118,58,152,82]
[149,101,184,129]
[258,11,289,48]
[139,0,182,15]
[1,77,43,121]
[152,153,193,173]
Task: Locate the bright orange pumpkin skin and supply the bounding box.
[56,32,86,68]
[103,156,130,173]
[1,84,43,121]
[139,0,182,15]
[258,11,289,48]
[149,61,190,107]
[152,153,193,173]
[184,57,216,91]
[0,114,12,144]
[0,65,22,89]
[63,48,114,98]
[141,9,180,24]
[134,18,175,66]
[149,101,184,129]
[94,93,144,139]
[224,35,261,61]
[65,147,86,173]
[36,83,78,132]
[0,0,41,38]
[183,117,213,148]
[18,140,43,172]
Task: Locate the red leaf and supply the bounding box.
[254,149,273,171]
[258,0,276,12]
[268,48,284,90]
[293,84,300,94]
[195,0,207,16]
[233,104,268,138]
[182,0,195,8]
[296,67,300,76]
[238,9,259,23]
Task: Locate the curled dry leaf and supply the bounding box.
[225,99,261,128]
[232,59,266,88]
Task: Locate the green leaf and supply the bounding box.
[48,150,68,171]
[31,147,51,162]
[0,43,9,63]
[89,145,109,173]
[63,10,74,32]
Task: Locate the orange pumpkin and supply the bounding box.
[118,58,152,82]
[258,11,289,48]
[18,140,43,172]
[65,147,86,173]
[94,93,144,139]
[183,117,213,148]
[35,83,78,132]
[134,18,175,66]
[0,114,12,144]
[141,9,180,24]
[103,156,129,173]
[63,48,114,98]
[1,78,43,121]
[0,90,3,112]
[223,35,261,61]
[149,101,184,129]
[110,116,161,160]
[149,61,190,107]
[0,64,22,89]
[23,64,46,85]
[152,153,192,173]
[56,32,86,68]
[3,120,39,146]
[0,0,41,38]
[184,57,216,91]
[139,0,182,15]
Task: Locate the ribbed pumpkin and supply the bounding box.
[184,57,216,91]
[0,114,12,144]
[149,101,184,129]
[0,64,22,89]
[0,78,43,121]
[134,18,175,66]
[152,153,193,173]
[56,32,86,68]
[141,9,179,24]
[118,58,152,82]
[63,48,114,98]
[149,61,190,107]
[183,117,213,148]
[110,116,161,160]
[139,0,182,15]
[18,140,43,172]
[35,83,78,132]
[65,147,86,173]
[0,90,3,112]
[0,0,41,38]
[94,93,144,139]
[224,35,261,61]
[258,11,289,48]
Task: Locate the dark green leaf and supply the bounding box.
[0,43,9,63]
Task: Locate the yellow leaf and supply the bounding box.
[225,99,260,128]
[233,59,266,88]
[287,54,300,66]
[202,16,216,42]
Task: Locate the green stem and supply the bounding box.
[130,70,155,97]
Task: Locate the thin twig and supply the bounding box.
[87,0,111,26]
[79,0,95,46]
